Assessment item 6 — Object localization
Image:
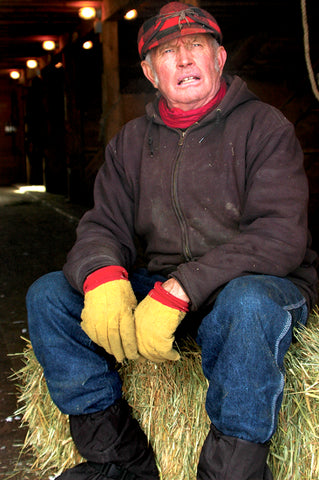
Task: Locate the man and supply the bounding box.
[27,2,318,479]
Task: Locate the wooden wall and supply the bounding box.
[0,77,25,185]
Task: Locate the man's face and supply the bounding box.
[141,34,227,111]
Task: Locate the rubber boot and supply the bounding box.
[197,425,273,480]
[56,399,159,479]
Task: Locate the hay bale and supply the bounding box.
[13,309,319,479]
[120,347,209,480]
[268,309,319,479]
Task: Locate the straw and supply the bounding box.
[11,309,319,479]
[119,345,210,479]
[268,308,319,478]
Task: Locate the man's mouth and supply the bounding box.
[178,75,200,85]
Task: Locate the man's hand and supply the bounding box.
[81,267,139,363]
[161,278,190,303]
[134,281,189,363]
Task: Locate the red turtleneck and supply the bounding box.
[158,79,227,129]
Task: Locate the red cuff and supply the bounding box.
[83,266,128,293]
[148,282,189,312]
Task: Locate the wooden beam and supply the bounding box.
[101,19,123,143]
[101,0,131,20]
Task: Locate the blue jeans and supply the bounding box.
[26,270,307,443]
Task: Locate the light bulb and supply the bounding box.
[79,7,96,20]
[83,40,93,50]
[42,40,56,51]
[26,59,38,69]
[124,9,138,20]
[10,71,20,79]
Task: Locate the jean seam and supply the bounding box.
[266,295,307,441]
[283,297,307,312]
[267,309,292,441]
[267,294,307,442]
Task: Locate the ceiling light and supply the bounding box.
[42,40,56,51]
[10,70,20,80]
[124,9,138,20]
[83,40,93,50]
[79,7,96,20]
[26,59,38,69]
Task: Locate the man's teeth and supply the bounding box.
[179,76,198,84]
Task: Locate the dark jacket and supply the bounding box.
[63,75,318,311]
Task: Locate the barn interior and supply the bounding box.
[0,1,318,229]
[0,1,318,477]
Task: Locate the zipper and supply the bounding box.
[171,129,192,262]
[178,130,187,146]
[178,122,199,146]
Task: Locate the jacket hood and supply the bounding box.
[145,75,259,126]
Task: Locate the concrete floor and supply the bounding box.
[0,186,87,479]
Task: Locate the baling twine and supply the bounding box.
[301,0,319,101]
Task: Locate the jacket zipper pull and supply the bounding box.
[178,131,186,146]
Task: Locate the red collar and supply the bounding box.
[158,79,227,129]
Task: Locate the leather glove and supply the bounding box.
[81,266,139,363]
[134,281,189,363]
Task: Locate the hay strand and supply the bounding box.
[11,310,319,479]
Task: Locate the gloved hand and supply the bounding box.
[81,266,139,363]
[134,281,189,363]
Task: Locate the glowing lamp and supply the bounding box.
[79,7,96,20]
[83,40,93,50]
[26,59,38,69]
[124,9,138,20]
[10,71,20,80]
[42,40,56,51]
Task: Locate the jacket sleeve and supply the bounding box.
[63,135,137,292]
[172,111,310,310]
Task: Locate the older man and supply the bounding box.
[27,2,318,479]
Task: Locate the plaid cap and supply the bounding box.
[138,2,222,60]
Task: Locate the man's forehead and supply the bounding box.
[158,33,210,50]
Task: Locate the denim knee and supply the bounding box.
[26,271,82,345]
[26,271,77,311]
[26,271,122,414]
[200,274,307,335]
[215,274,307,310]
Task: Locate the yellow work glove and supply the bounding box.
[81,266,139,363]
[134,281,189,363]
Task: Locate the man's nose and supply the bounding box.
[177,46,193,67]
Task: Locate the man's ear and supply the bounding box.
[141,60,158,89]
[216,46,227,74]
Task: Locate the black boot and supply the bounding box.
[57,399,159,479]
[55,462,137,479]
[197,425,273,480]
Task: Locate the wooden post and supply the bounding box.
[101,20,123,144]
